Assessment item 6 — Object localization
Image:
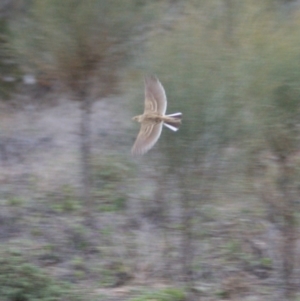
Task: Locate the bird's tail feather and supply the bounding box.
[163,112,182,132]
[163,122,179,131]
[167,112,182,119]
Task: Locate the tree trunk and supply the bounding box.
[282,209,296,300]
[154,173,172,280]
[179,175,194,300]
[223,0,234,46]
[79,90,93,215]
[278,158,296,300]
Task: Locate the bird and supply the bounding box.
[131,75,182,155]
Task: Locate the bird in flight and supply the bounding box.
[131,76,182,155]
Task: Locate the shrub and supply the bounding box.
[0,249,84,301]
[130,288,186,301]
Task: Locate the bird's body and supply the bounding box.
[131,76,182,155]
[133,112,179,124]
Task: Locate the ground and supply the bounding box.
[0,90,299,300]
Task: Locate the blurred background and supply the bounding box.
[1,0,300,300]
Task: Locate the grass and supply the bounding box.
[0,248,87,301]
[47,184,82,213]
[92,155,134,212]
[129,288,186,301]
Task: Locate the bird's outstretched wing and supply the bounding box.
[144,76,167,115]
[131,122,163,155]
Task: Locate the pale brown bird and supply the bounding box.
[131,76,182,155]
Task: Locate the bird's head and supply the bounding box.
[132,115,142,122]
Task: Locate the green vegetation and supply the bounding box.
[132,1,300,298]
[130,288,186,301]
[68,225,90,251]
[48,185,81,213]
[92,155,133,211]
[6,196,24,207]
[0,249,84,301]
[0,19,19,99]
[10,0,163,209]
[141,0,300,162]
[11,0,147,87]
[1,1,300,300]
